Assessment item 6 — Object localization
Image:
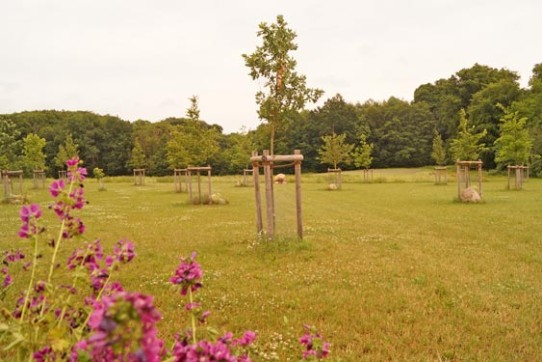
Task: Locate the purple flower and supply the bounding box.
[18,204,42,239]
[299,325,330,360]
[49,179,65,198]
[33,346,55,362]
[170,252,203,296]
[113,240,136,264]
[2,268,12,288]
[20,203,42,222]
[82,291,164,362]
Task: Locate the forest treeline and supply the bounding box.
[1,63,542,177]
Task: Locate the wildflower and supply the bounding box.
[81,291,164,362]
[299,325,330,360]
[170,252,203,296]
[49,179,65,198]
[18,204,42,239]
[2,268,12,288]
[33,346,55,362]
[113,240,136,264]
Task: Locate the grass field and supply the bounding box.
[1,169,542,361]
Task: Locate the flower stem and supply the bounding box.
[47,178,75,283]
[189,288,197,344]
[20,235,39,322]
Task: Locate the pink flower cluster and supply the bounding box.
[1,250,25,288]
[173,331,256,362]
[49,157,87,239]
[73,291,164,362]
[67,239,136,293]
[170,252,203,296]
[18,204,43,239]
[299,325,331,360]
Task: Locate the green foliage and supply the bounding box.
[166,97,220,169]
[352,133,373,169]
[318,132,353,169]
[54,133,79,169]
[494,108,533,166]
[21,133,47,174]
[0,118,21,170]
[242,15,323,154]
[449,109,487,161]
[431,131,447,166]
[93,167,105,179]
[128,139,146,169]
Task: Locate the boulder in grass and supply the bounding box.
[460,187,481,203]
[210,193,228,205]
[274,173,286,184]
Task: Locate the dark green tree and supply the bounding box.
[0,118,21,170]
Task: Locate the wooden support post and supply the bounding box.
[263,150,274,239]
[477,160,482,197]
[188,169,193,201]
[294,149,303,239]
[252,151,263,235]
[456,162,461,199]
[507,166,511,190]
[207,167,212,205]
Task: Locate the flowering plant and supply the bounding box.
[0,157,330,361]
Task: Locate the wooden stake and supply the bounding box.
[294,149,303,239]
[252,151,263,235]
[263,150,274,239]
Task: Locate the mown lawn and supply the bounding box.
[1,169,541,361]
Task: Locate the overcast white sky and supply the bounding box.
[1,0,541,133]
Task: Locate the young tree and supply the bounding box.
[318,132,354,170]
[352,134,373,169]
[166,96,220,169]
[128,139,146,169]
[55,134,79,170]
[243,15,323,154]
[93,167,106,190]
[431,131,447,166]
[22,133,47,174]
[494,108,533,166]
[450,109,487,161]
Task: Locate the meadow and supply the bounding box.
[1,169,542,361]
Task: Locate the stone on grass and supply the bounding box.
[460,187,481,203]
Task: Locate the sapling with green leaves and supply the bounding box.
[450,109,487,161]
[431,130,447,166]
[93,167,106,191]
[352,133,373,170]
[318,132,354,170]
[494,107,533,166]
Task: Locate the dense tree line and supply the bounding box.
[1,63,541,177]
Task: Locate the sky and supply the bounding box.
[1,0,541,134]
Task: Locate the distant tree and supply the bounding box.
[128,139,146,169]
[431,131,447,166]
[0,118,21,170]
[223,129,254,172]
[352,134,373,169]
[318,132,354,169]
[93,167,106,190]
[21,133,47,174]
[450,109,487,161]
[242,15,323,154]
[166,96,220,169]
[494,108,533,166]
[54,133,79,170]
